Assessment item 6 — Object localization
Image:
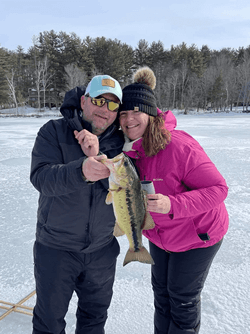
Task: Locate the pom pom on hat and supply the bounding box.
[119,67,157,117]
[133,67,156,90]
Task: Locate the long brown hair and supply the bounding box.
[142,114,171,157]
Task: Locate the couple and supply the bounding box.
[30,67,229,334]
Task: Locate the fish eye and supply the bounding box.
[124,161,128,166]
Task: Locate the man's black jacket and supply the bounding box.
[30,86,124,253]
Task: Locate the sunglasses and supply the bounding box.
[85,94,120,112]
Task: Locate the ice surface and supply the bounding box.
[0,112,249,333]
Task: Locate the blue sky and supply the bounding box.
[1,0,250,52]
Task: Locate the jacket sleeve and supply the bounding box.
[168,142,228,219]
[30,120,88,197]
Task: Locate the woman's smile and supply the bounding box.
[127,124,139,129]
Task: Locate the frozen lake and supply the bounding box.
[0,113,250,334]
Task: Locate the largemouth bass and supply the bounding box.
[101,152,155,266]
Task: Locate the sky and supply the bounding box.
[1,0,250,53]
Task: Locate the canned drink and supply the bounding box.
[141,180,155,194]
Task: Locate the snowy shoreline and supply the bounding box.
[1,106,250,118]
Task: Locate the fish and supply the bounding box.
[101,152,155,266]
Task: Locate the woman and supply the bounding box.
[119,67,229,334]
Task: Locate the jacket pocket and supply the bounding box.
[157,217,204,252]
[198,233,210,241]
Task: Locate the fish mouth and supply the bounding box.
[101,153,125,170]
[109,153,125,163]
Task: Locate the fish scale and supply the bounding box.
[101,152,155,266]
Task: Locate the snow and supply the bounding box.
[0,109,250,334]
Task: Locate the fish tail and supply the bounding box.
[123,247,154,266]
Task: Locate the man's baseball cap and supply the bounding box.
[85,75,122,102]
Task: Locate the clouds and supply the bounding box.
[1,0,250,52]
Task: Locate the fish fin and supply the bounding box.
[105,191,113,205]
[142,212,155,230]
[113,222,125,237]
[123,247,154,266]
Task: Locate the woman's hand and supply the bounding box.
[74,130,99,157]
[147,194,171,214]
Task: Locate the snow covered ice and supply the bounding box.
[0,111,250,334]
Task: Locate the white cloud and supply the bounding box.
[1,0,250,51]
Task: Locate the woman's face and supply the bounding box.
[119,109,149,140]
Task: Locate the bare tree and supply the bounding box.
[34,60,43,110]
[41,56,54,108]
[6,68,18,115]
[179,60,189,109]
[64,64,87,90]
[214,54,237,111]
[184,73,200,112]
[224,66,238,111]
[169,69,179,109]
[153,62,165,109]
[237,54,250,111]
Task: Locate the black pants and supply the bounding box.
[32,238,120,334]
[149,240,223,334]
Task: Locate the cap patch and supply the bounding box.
[102,78,115,88]
[134,107,139,111]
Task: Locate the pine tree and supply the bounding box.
[210,72,226,111]
[36,30,67,104]
[87,37,134,85]
[134,39,149,67]
[0,47,9,105]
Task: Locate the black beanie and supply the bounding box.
[119,67,157,117]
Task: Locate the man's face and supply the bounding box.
[81,93,120,135]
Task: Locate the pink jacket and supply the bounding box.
[123,109,229,252]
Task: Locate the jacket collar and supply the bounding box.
[122,135,145,159]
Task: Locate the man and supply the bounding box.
[30,75,124,334]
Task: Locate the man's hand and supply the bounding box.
[147,194,171,214]
[74,130,99,157]
[82,155,110,182]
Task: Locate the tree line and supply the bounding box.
[1,30,250,112]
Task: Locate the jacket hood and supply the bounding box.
[60,86,86,132]
[157,108,177,132]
